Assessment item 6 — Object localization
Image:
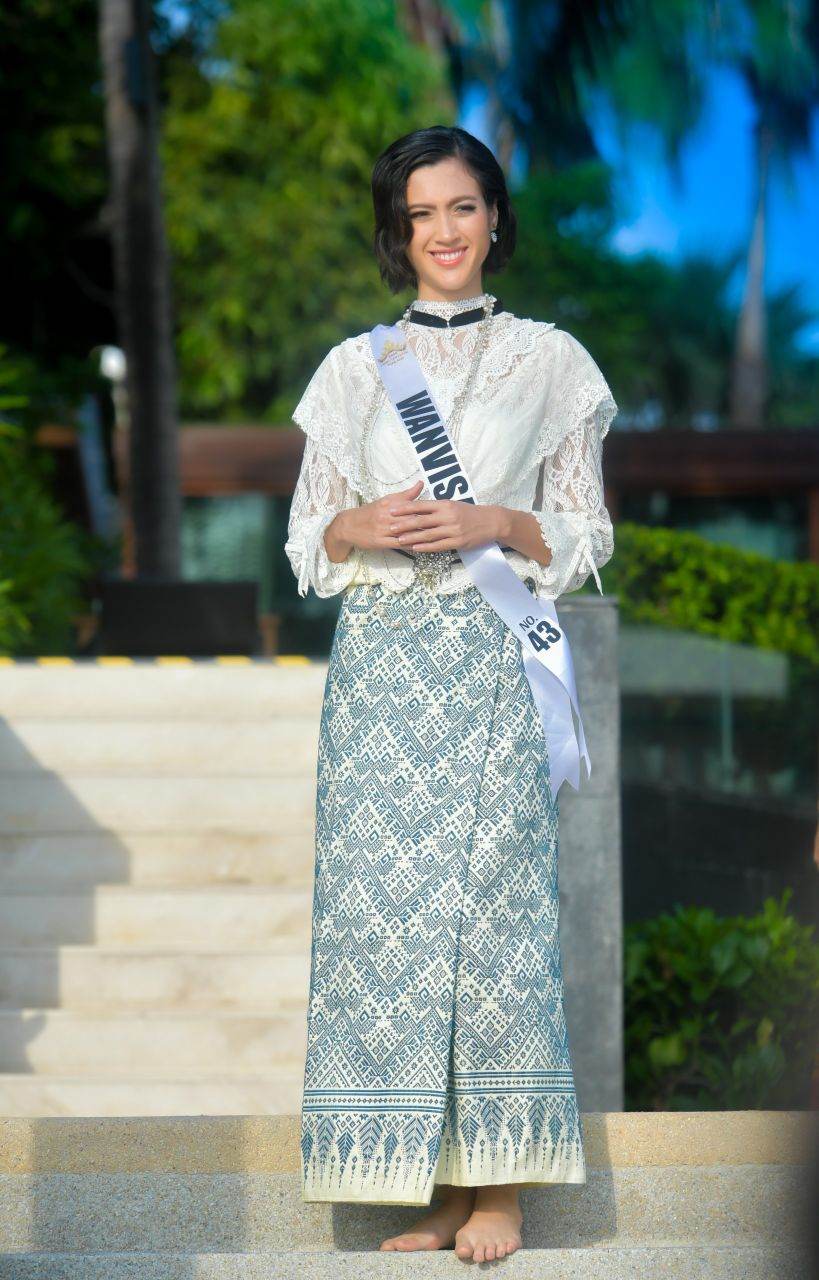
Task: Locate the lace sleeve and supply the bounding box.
[526,330,617,599]
[283,345,363,598]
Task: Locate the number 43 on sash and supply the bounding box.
[521,613,562,652]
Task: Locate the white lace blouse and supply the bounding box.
[284,293,617,600]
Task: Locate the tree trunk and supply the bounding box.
[728,118,772,430]
[99,0,181,575]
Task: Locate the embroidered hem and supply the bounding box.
[301,1083,586,1205]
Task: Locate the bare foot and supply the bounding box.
[379,1185,476,1251]
[454,1185,524,1262]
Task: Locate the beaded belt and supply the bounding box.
[394,544,517,590]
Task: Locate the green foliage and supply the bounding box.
[0,0,110,389]
[162,0,453,420]
[502,166,819,430]
[0,347,96,656]
[625,889,819,1110]
[598,521,819,663]
[505,170,729,426]
[0,424,93,655]
[155,0,819,426]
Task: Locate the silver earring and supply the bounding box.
[490,228,498,242]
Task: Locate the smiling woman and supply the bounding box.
[285,125,617,1263]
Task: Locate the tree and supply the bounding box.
[99,0,181,574]
[442,0,819,429]
[718,1,819,428]
[0,0,111,410]
[604,0,818,430]
[160,0,453,420]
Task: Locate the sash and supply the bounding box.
[369,323,593,798]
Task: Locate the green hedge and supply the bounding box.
[624,889,819,1110]
[598,522,819,664]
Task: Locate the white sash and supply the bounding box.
[369,323,592,798]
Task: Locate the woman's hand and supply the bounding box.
[324,479,550,566]
[324,479,435,562]
[386,492,553,566]
[386,483,505,552]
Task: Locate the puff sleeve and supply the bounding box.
[284,344,364,598]
[526,329,617,599]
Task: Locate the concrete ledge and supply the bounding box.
[0,1245,811,1279]
[1,1111,814,1176]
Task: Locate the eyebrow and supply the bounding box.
[407,194,478,210]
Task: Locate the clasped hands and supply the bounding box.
[325,478,503,563]
[324,478,553,569]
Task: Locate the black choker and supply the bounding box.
[405,298,505,328]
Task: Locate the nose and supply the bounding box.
[430,212,461,242]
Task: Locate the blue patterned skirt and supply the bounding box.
[300,577,586,1205]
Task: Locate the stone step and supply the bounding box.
[0,887,312,947]
[0,832,315,889]
[0,664,328,719]
[0,1009,307,1074]
[0,719,318,775]
[0,946,310,1011]
[0,1246,810,1279]
[0,776,316,835]
[0,1113,813,1260]
[0,1074,304,1117]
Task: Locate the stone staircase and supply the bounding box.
[1,662,816,1276]
[0,1111,814,1277]
[0,659,323,1117]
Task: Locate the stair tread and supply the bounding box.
[0,1008,305,1019]
[0,944,308,955]
[0,884,311,895]
[0,1243,809,1280]
[0,1244,805,1253]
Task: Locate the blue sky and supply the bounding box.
[465,65,819,354]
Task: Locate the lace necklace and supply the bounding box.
[359,292,498,590]
[407,293,505,327]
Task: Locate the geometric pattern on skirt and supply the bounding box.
[300,576,586,1205]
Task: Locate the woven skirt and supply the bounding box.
[300,576,586,1205]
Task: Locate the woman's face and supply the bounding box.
[404,157,497,301]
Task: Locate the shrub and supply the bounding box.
[0,341,100,654]
[0,416,93,656]
[624,888,819,1110]
[598,522,819,665]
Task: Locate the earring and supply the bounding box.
[490,228,498,242]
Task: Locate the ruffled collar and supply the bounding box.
[409,292,493,321]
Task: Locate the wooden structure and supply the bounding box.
[113,423,819,563]
[40,419,819,569]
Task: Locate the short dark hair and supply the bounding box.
[371,125,517,294]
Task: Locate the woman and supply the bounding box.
[284,124,617,1263]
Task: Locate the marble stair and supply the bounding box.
[0,660,324,1117]
[1,663,815,1276]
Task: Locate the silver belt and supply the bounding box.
[395,545,517,591]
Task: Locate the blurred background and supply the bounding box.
[0,0,817,1123]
